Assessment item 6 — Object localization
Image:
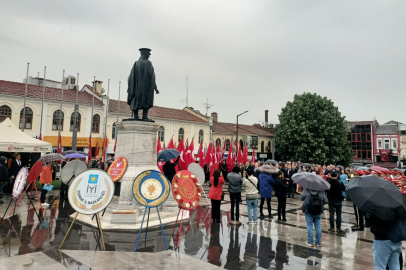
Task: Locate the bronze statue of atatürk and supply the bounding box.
[127,48,159,122]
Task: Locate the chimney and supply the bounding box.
[265,110,269,128]
[93,80,103,95]
[211,112,218,122]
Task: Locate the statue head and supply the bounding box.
[139,48,151,59]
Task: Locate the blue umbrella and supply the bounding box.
[157,149,180,162]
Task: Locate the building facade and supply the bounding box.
[346,121,375,165]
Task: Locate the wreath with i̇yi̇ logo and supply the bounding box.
[171,170,202,210]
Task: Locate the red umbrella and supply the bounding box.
[370,166,388,171]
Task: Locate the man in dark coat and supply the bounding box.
[127,48,159,121]
[163,156,180,184]
[9,153,22,183]
[284,164,296,198]
[326,172,345,232]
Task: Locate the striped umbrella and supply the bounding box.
[39,153,65,163]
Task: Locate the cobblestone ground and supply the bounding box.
[0,185,402,269]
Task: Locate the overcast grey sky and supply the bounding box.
[1,1,405,125]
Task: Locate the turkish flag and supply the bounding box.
[380,149,390,162]
[102,136,108,163]
[186,138,195,168]
[95,140,99,157]
[157,137,164,173]
[242,144,248,164]
[204,143,212,167]
[167,138,175,149]
[87,134,92,165]
[198,141,204,168]
[237,144,242,164]
[227,140,234,172]
[251,147,256,163]
[221,140,226,160]
[177,138,185,170]
[57,133,62,164]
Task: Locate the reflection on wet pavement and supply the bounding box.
[0,189,403,269]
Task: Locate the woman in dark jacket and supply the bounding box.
[257,165,277,219]
[274,170,288,222]
[0,157,9,204]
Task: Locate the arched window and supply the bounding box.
[226,139,230,151]
[19,107,33,129]
[261,141,264,152]
[158,126,165,142]
[267,141,271,153]
[70,112,81,131]
[216,138,221,149]
[178,128,184,143]
[198,130,204,144]
[92,114,100,133]
[52,110,64,130]
[112,122,117,139]
[0,105,12,122]
[239,140,243,149]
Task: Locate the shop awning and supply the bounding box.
[0,118,52,153]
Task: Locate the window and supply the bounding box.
[392,139,398,149]
[178,128,184,143]
[352,134,356,141]
[112,122,117,139]
[267,141,271,153]
[367,151,372,159]
[69,112,81,131]
[92,114,100,133]
[357,134,361,142]
[366,133,371,142]
[0,105,12,122]
[216,138,221,149]
[226,139,230,151]
[158,126,164,142]
[52,110,64,130]
[384,139,390,150]
[19,107,33,129]
[239,140,243,149]
[261,141,264,152]
[71,78,76,85]
[198,130,204,144]
[377,139,382,149]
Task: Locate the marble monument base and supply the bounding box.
[71,120,185,231]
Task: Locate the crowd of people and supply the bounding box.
[201,159,406,270]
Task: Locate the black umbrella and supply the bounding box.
[157,149,180,162]
[357,166,370,171]
[264,160,278,165]
[302,163,313,167]
[292,172,331,191]
[347,175,406,221]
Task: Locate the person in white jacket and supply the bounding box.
[243,168,259,224]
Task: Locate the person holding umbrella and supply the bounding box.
[293,172,329,247]
[39,161,53,203]
[163,156,180,184]
[347,174,406,269]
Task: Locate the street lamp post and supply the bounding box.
[236,111,248,163]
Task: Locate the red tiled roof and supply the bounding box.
[213,121,273,136]
[84,84,102,97]
[108,99,207,123]
[0,80,103,105]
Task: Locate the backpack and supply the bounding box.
[308,193,323,215]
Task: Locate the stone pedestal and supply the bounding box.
[110,120,177,224]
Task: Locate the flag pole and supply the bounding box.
[59,70,65,153]
[104,79,110,139]
[39,66,46,138]
[91,76,95,134]
[22,63,30,132]
[72,73,79,150]
[117,81,121,123]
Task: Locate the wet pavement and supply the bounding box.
[0,186,403,269]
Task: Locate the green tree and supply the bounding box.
[275,93,352,165]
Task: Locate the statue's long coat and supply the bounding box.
[127,58,157,110]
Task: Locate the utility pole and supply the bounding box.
[203,98,214,116]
